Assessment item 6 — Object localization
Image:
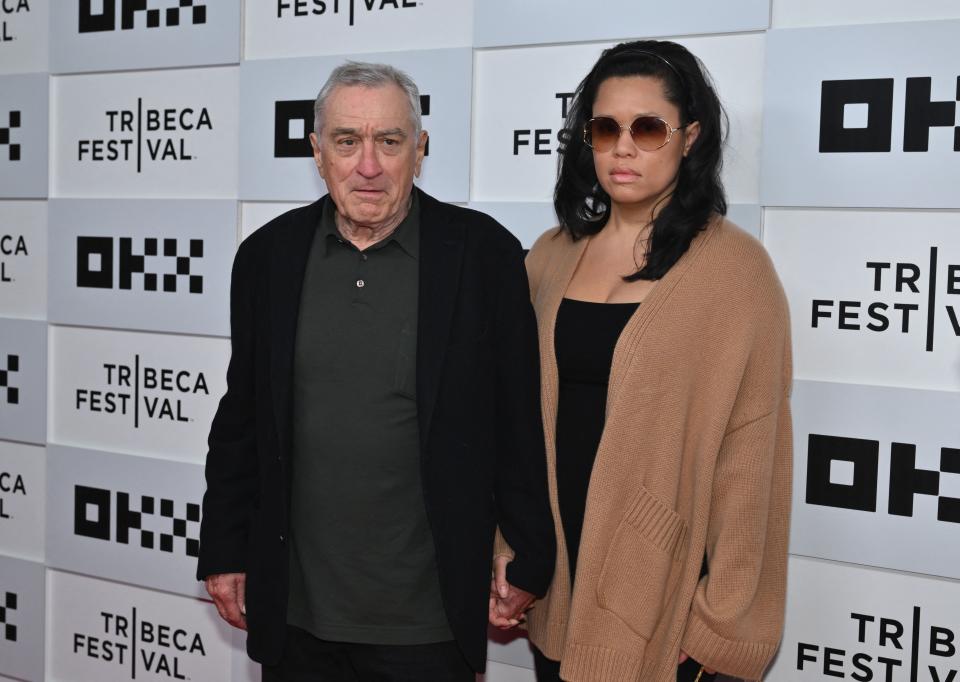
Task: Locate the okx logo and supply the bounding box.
[74,485,200,557]
[74,355,210,427]
[274,95,431,157]
[806,434,960,524]
[277,0,417,27]
[811,248,960,352]
[0,591,16,642]
[820,76,960,153]
[0,111,21,161]
[77,237,204,294]
[77,99,214,172]
[0,354,18,405]
[79,0,206,33]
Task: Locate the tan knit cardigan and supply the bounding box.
[499,218,792,682]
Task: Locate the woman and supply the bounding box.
[491,40,792,682]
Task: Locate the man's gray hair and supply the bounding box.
[313,61,423,137]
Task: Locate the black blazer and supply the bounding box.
[197,188,555,671]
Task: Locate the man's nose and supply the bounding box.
[356,140,383,178]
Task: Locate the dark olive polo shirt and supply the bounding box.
[287,192,451,644]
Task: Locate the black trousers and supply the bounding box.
[261,626,474,682]
[532,645,717,682]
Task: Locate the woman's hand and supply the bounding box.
[488,555,535,629]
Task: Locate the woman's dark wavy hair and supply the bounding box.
[554,40,727,281]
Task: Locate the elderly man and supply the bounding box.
[196,62,555,681]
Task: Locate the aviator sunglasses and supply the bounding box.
[583,115,690,152]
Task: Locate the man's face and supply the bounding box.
[310,83,427,230]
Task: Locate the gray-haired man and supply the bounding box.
[196,62,555,681]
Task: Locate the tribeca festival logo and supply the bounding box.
[1,0,30,42]
[512,91,576,157]
[0,467,27,521]
[79,0,206,33]
[74,485,200,558]
[71,605,208,678]
[796,607,957,681]
[74,355,210,426]
[1,232,29,283]
[0,591,16,642]
[277,0,417,28]
[0,353,18,405]
[274,94,432,157]
[805,434,960,525]
[77,100,214,172]
[77,237,204,294]
[820,76,960,153]
[0,110,20,161]
[810,249,960,352]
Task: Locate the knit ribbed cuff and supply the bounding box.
[680,612,779,681]
[559,643,644,682]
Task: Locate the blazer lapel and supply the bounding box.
[269,198,323,454]
[415,189,465,450]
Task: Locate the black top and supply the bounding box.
[288,192,451,644]
[554,297,639,582]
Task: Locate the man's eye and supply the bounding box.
[382,138,400,146]
[337,138,356,146]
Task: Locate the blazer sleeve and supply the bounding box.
[196,237,261,580]
[680,288,794,681]
[492,240,556,597]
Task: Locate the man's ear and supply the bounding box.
[310,132,325,179]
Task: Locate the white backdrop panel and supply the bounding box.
[48,199,236,337]
[0,440,44,562]
[51,67,239,198]
[474,0,769,48]
[766,556,960,681]
[0,200,46,320]
[764,208,960,391]
[48,326,229,463]
[762,20,960,208]
[0,0,48,74]
[472,33,765,204]
[241,202,310,241]
[46,445,206,598]
[239,50,472,202]
[790,380,960,579]
[0,317,46,445]
[772,0,960,28]
[0,555,44,682]
[245,0,473,60]
[46,569,235,682]
[0,73,48,198]
[50,0,241,74]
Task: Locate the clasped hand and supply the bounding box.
[488,555,535,629]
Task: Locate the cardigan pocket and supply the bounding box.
[596,485,688,640]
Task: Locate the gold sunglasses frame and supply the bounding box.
[583,115,688,152]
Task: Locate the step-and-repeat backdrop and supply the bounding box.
[2,2,959,681]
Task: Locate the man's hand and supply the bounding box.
[678,650,716,675]
[488,555,536,629]
[205,572,247,630]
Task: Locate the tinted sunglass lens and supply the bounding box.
[588,117,621,151]
[630,116,669,150]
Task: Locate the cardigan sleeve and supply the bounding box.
[680,302,793,681]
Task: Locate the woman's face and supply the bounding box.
[590,75,699,215]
